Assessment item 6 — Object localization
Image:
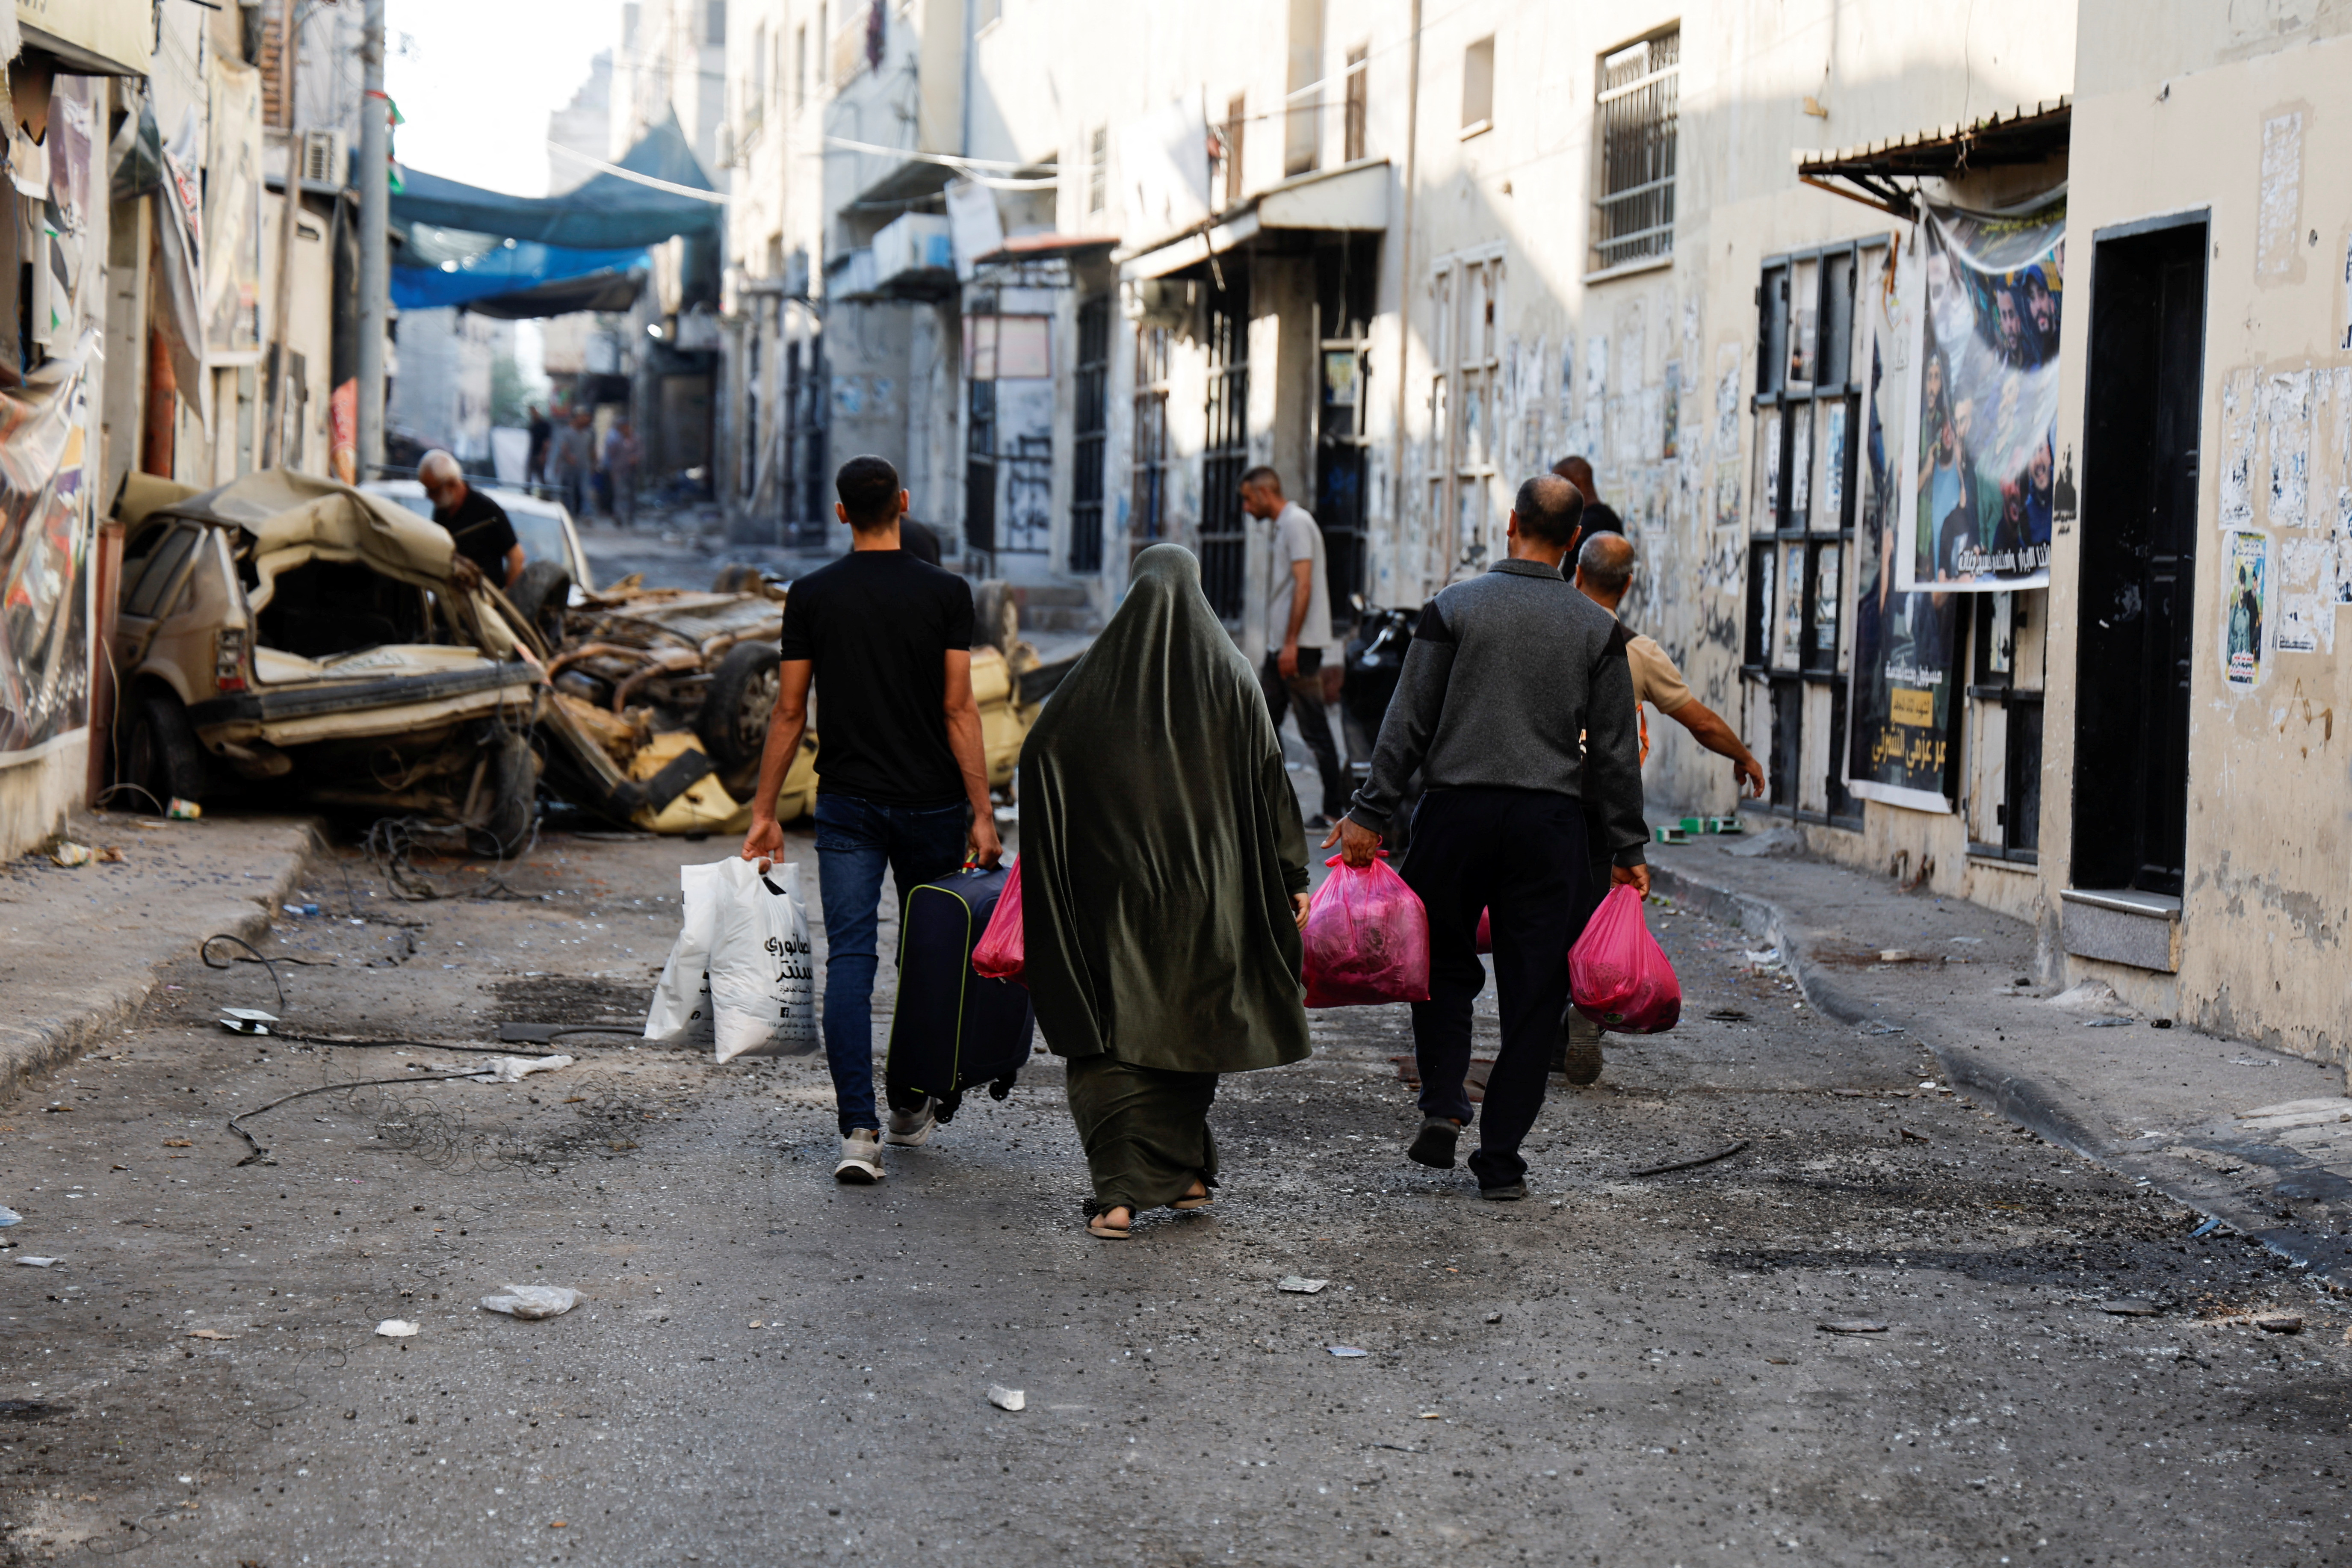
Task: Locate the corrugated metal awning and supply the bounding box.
[1796,99,2070,219]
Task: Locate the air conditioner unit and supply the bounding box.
[300,130,348,186]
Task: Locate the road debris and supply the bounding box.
[1818,1320,1890,1335]
[48,842,91,868]
[2100,1299,2160,1316]
[1630,1140,1750,1177]
[1483,1311,1502,1324]
[2187,1217,2225,1240]
[0,1208,19,1227]
[479,1285,580,1320]
[474,1054,575,1084]
[13,1257,57,1268]
[2251,1313,2303,1334]
[375,1320,420,1338]
[187,1329,233,1341]
[1277,1276,1328,1294]
[986,1385,1025,1412]
[1327,1346,1370,1357]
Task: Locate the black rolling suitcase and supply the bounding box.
[884,865,1035,1120]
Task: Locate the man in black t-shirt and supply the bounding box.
[420,450,523,589]
[1552,455,1625,539]
[741,455,1001,1184]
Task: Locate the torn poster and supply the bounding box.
[1897,198,2062,590]
[0,333,97,763]
[2222,529,2270,688]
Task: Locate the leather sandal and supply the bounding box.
[1171,1178,1213,1211]
[1087,1208,1133,1240]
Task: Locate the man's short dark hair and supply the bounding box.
[1552,455,1595,490]
[835,455,903,528]
[1238,465,1282,494]
[1513,473,1584,547]
[1578,531,1637,594]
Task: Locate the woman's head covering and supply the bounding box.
[1016,544,1310,1074]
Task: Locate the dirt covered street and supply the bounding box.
[0,829,2343,1566]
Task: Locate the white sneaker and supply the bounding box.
[833,1130,885,1184]
[885,1100,937,1147]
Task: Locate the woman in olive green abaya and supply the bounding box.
[1018,544,1312,1239]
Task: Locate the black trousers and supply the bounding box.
[1259,649,1350,819]
[1399,787,1601,1189]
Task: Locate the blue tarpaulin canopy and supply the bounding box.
[386,115,721,250]
[392,239,649,313]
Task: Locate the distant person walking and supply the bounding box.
[549,409,593,520]
[1552,455,1625,539]
[739,456,1002,1185]
[1331,474,1648,1200]
[419,449,523,590]
[603,419,641,529]
[525,404,553,487]
[1019,545,1311,1240]
[1238,466,1349,828]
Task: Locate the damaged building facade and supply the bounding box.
[702,0,2352,1069]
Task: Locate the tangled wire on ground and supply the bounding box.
[362,814,546,904]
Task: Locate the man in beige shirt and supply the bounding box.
[1575,533,1765,797]
[1554,532,1765,1086]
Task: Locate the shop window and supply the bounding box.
[1592,27,1678,271]
[1745,239,1867,825]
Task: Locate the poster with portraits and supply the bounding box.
[1847,234,1964,813]
[1897,200,2063,591]
[0,334,95,763]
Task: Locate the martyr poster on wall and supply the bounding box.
[1897,199,2064,591]
[1847,235,1964,813]
[0,335,96,764]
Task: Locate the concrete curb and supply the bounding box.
[1646,859,2347,1288]
[0,819,327,1100]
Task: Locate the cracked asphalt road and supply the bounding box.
[0,827,2345,1566]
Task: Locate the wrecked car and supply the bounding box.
[107,469,615,853]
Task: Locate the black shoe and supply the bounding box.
[1407,1115,1461,1169]
[1305,813,1333,833]
[1558,1011,1604,1085]
[1478,1180,1528,1202]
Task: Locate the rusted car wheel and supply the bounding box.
[471,729,539,859]
[696,641,781,771]
[119,689,206,812]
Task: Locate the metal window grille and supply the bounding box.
[1343,47,1367,162]
[1070,298,1110,573]
[1131,325,1171,543]
[964,378,997,557]
[1200,270,1252,621]
[1592,29,1679,272]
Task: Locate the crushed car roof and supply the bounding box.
[148,469,455,579]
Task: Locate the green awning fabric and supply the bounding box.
[387,115,721,249]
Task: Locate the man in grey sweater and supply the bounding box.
[1324,473,1649,1199]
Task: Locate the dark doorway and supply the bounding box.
[2073,216,2206,896]
[1069,296,1110,573]
[1199,266,1251,621]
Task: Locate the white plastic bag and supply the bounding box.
[480,1285,580,1320]
[648,859,818,1060]
[644,862,722,1044]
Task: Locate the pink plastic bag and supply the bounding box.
[1475,907,1492,954]
[1301,856,1432,1008]
[971,857,1025,983]
[1569,883,1681,1034]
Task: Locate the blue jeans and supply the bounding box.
[813,792,971,1136]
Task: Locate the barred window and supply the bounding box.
[1592,28,1679,272]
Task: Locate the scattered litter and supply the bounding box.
[217,1008,278,1036]
[479,1286,580,1320]
[1741,949,1782,967]
[1417,1411,1441,1420]
[1898,1127,1931,1143]
[1277,1276,1328,1294]
[986,1385,1025,1412]
[2083,1016,2132,1029]
[1861,1022,1904,1036]
[283,902,320,917]
[0,1402,64,1420]
[167,798,202,820]
[1918,1081,1941,1091]
[1703,1009,1750,1022]
[186,1329,234,1341]
[0,1208,20,1227]
[2101,1300,2160,1317]
[473,1055,575,1085]
[13,1258,57,1269]
[48,842,91,868]
[375,1320,420,1338]
[2252,1313,2303,1335]
[95,846,123,864]
[1483,1311,1502,1324]
[2049,979,2131,1018]
[1630,1140,1749,1178]
[1327,1346,1370,1358]
[1877,949,1915,963]
[2187,1217,2225,1240]
[1818,1320,1889,1335]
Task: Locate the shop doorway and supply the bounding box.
[2072,214,2206,896]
